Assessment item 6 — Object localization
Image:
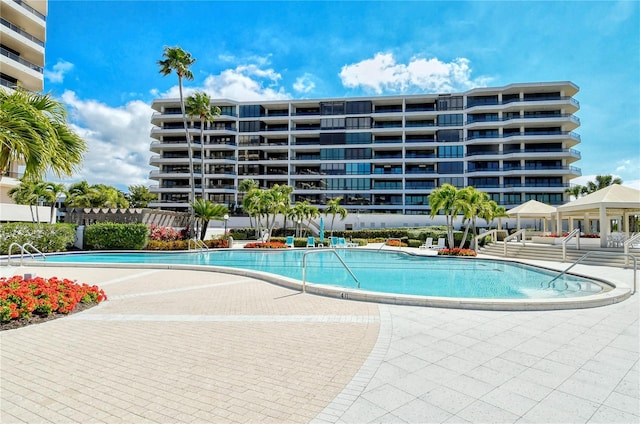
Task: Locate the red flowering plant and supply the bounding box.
[437,248,478,257]
[148,224,182,241]
[244,241,288,249]
[1,276,107,325]
[385,239,408,247]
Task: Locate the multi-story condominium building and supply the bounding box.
[0,0,48,222]
[149,81,581,216]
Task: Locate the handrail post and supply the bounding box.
[302,249,360,293]
[561,228,580,261]
[623,233,640,266]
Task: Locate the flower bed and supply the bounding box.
[244,241,288,249]
[437,248,477,257]
[1,276,107,327]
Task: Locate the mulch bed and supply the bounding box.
[0,302,99,332]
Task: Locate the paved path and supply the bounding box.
[1,261,638,423]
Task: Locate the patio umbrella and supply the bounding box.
[319,217,325,244]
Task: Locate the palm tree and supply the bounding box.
[303,202,320,238]
[324,196,348,237]
[585,174,623,194]
[428,184,466,248]
[289,201,309,237]
[264,185,293,241]
[565,184,587,200]
[457,187,490,249]
[66,180,97,207]
[42,182,66,223]
[186,91,221,199]
[191,199,228,240]
[8,179,47,222]
[158,46,197,207]
[239,179,259,236]
[0,89,86,181]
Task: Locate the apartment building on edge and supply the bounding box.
[0,0,48,222]
[149,81,581,217]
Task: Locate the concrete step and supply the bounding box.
[478,242,640,268]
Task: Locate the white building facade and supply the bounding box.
[149,81,581,218]
[0,0,48,222]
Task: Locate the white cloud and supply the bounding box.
[293,73,316,94]
[160,63,290,101]
[44,60,74,84]
[50,90,154,190]
[339,52,490,94]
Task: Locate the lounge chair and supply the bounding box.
[285,236,295,248]
[419,237,434,249]
[428,238,446,250]
[329,236,339,248]
[337,237,347,248]
[306,236,316,247]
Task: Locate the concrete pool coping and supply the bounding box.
[11,247,634,311]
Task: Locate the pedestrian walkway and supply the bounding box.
[1,262,638,423]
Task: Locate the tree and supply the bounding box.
[126,185,157,208]
[324,196,348,237]
[65,181,129,208]
[191,199,228,240]
[585,175,623,194]
[428,184,466,248]
[239,179,259,235]
[264,185,293,241]
[186,91,221,199]
[0,89,86,181]
[42,182,66,223]
[457,187,490,249]
[8,179,46,222]
[565,184,587,200]
[158,46,196,207]
[289,201,309,237]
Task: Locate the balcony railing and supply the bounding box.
[1,18,44,46]
[1,47,43,73]
[466,148,581,157]
[466,131,581,141]
[466,165,581,174]
[12,0,46,21]
[466,113,579,125]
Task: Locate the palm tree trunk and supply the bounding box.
[200,125,205,199]
[178,76,195,238]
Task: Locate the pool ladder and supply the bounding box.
[188,238,209,252]
[5,243,46,266]
[301,250,360,292]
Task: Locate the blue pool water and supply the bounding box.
[44,250,603,299]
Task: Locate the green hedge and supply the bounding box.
[0,223,76,254]
[84,223,148,250]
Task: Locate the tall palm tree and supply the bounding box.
[66,180,97,208]
[303,202,320,238]
[0,89,86,181]
[565,184,586,200]
[158,46,197,207]
[289,201,309,237]
[324,196,348,237]
[43,182,66,223]
[457,187,490,249]
[238,179,259,235]
[191,199,228,240]
[428,184,466,248]
[265,185,293,241]
[186,91,221,199]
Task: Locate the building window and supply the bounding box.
[320,118,346,129]
[320,133,346,145]
[239,105,263,118]
[345,101,372,114]
[439,177,464,187]
[437,146,463,158]
[436,129,462,142]
[437,114,463,126]
[437,96,463,111]
[346,132,372,144]
[239,121,261,132]
[320,101,345,115]
[346,117,371,129]
[438,162,464,174]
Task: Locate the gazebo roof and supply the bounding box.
[507,199,556,217]
[556,184,640,214]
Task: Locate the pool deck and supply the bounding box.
[1,250,638,423]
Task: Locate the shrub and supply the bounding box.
[1,275,107,323]
[244,241,287,249]
[85,223,148,250]
[148,224,182,241]
[0,223,76,254]
[437,248,477,257]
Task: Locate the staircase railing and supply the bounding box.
[302,250,360,292]
[624,233,640,266]
[6,242,46,266]
[547,251,637,295]
[561,229,581,261]
[475,229,499,251]
[503,229,527,257]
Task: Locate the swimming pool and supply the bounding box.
[43,249,605,300]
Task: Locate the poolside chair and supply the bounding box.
[306,236,316,247]
[419,237,434,249]
[337,237,347,248]
[428,238,446,250]
[285,236,295,248]
[330,236,339,248]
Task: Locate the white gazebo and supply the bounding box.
[507,199,557,232]
[556,184,640,247]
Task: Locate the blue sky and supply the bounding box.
[43,0,640,191]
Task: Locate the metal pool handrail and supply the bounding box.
[302,250,360,292]
[503,229,527,257]
[561,229,581,260]
[547,251,637,295]
[6,242,46,266]
[623,233,640,266]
